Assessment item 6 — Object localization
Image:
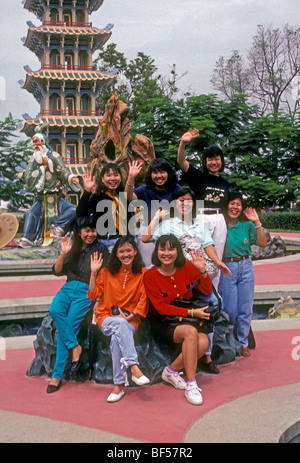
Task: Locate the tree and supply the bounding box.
[211,24,300,118]
[225,111,300,208]
[94,43,188,120]
[248,24,300,117]
[133,93,300,209]
[210,50,250,99]
[132,97,189,166]
[94,44,164,119]
[0,114,33,210]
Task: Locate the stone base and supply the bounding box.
[26,312,243,384]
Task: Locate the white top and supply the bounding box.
[152,216,214,248]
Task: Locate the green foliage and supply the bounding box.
[0,113,33,210]
[132,98,189,164]
[225,111,300,208]
[94,43,299,209]
[94,44,164,120]
[261,212,300,231]
[131,94,300,209]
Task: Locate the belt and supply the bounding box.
[37,192,62,201]
[198,208,220,215]
[223,255,250,262]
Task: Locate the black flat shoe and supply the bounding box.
[46,381,62,394]
[70,350,84,373]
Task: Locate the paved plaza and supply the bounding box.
[0,233,299,444]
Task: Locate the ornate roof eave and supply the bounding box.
[21,77,46,103]
[66,164,89,176]
[89,0,105,14]
[20,114,102,138]
[23,0,105,21]
[24,26,112,60]
[22,68,115,86]
[23,0,46,21]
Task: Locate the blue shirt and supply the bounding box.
[133,184,181,223]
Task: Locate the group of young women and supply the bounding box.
[46,129,267,406]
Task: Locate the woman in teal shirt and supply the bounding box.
[218,192,267,357]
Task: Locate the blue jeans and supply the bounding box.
[98,237,118,253]
[101,317,138,385]
[49,280,93,380]
[218,257,255,347]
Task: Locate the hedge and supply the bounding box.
[260,212,300,231]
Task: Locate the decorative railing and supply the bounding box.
[39,109,100,116]
[42,64,96,71]
[63,157,92,164]
[44,21,92,27]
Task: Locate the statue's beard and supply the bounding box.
[35,145,48,157]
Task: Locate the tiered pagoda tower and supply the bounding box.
[19,0,115,174]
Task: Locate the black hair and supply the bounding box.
[151,234,186,268]
[145,158,178,190]
[223,191,247,222]
[109,236,144,274]
[98,162,124,194]
[171,187,197,218]
[68,215,97,262]
[202,145,225,173]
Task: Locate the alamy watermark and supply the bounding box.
[95,195,205,237]
[0,76,6,101]
[291,336,300,361]
[0,337,6,361]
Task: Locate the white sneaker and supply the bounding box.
[162,367,187,390]
[185,383,203,405]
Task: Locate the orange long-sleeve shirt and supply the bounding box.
[88,267,149,330]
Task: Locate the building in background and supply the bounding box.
[19,0,115,194]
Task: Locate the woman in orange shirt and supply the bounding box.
[88,236,149,403]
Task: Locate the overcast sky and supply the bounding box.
[0,0,299,135]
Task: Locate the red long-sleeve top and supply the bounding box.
[143,261,212,317]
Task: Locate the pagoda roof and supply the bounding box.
[23,25,111,59]
[23,68,114,82]
[21,68,115,102]
[23,1,105,21]
[20,114,101,138]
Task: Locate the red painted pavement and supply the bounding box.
[270,232,300,238]
[1,259,299,301]
[0,279,65,300]
[254,260,300,285]
[0,330,299,443]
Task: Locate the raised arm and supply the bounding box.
[177,128,200,173]
[89,251,104,294]
[243,207,267,248]
[53,235,72,275]
[124,160,144,201]
[141,209,170,243]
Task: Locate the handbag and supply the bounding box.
[111,305,131,317]
[163,280,221,333]
[178,232,219,280]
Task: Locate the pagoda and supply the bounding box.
[19,0,115,178]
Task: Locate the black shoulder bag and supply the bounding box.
[163,280,221,333]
